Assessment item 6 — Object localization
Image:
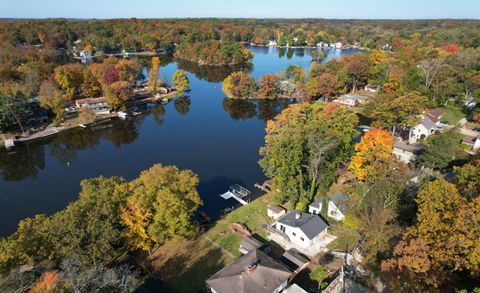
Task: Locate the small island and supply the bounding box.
[175,39,253,66]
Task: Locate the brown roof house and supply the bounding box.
[206,249,291,293]
[267,204,287,220]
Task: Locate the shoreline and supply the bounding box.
[1,91,179,148]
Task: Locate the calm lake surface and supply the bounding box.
[0,46,362,236]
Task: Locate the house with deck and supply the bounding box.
[205,249,291,293]
[274,211,329,249]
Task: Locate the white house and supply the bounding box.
[267,204,287,220]
[462,135,480,152]
[308,193,349,221]
[408,109,443,144]
[393,140,423,163]
[316,41,324,48]
[364,85,379,93]
[335,42,342,49]
[79,50,92,64]
[268,40,277,47]
[336,94,369,107]
[274,211,329,248]
[75,97,110,114]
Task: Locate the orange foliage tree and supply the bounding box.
[349,128,396,181]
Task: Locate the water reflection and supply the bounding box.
[222,99,257,120]
[174,96,191,115]
[0,144,45,181]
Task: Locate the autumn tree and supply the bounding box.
[54,64,83,100]
[284,65,305,87]
[119,164,202,252]
[307,73,340,101]
[257,74,280,99]
[365,91,427,131]
[81,68,102,98]
[345,53,370,92]
[222,71,256,99]
[148,57,161,92]
[349,128,396,181]
[38,80,64,120]
[172,70,190,93]
[115,59,141,84]
[103,81,132,110]
[382,179,480,289]
[454,159,480,199]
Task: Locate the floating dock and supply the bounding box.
[219,184,251,206]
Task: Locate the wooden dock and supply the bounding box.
[219,184,251,206]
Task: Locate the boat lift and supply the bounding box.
[219,184,251,206]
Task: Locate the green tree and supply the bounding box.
[419,129,462,169]
[309,265,329,289]
[259,103,358,207]
[172,70,190,93]
[454,159,480,199]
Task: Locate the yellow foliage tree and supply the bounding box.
[119,198,153,254]
[349,128,395,181]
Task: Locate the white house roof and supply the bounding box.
[277,211,329,240]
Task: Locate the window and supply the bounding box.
[292,232,296,236]
[280,225,286,233]
[300,237,304,241]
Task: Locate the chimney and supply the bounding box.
[295,212,301,220]
[247,262,258,273]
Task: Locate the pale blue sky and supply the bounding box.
[1,0,479,19]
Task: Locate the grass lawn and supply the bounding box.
[440,105,466,124]
[148,192,279,292]
[326,223,360,252]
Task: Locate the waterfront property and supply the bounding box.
[75,97,110,114]
[205,249,291,293]
[271,211,331,256]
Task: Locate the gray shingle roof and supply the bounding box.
[329,192,349,213]
[308,197,326,209]
[206,249,291,293]
[277,211,329,239]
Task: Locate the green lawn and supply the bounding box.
[326,223,360,252]
[440,105,466,124]
[149,192,278,292]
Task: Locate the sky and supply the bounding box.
[1,0,479,19]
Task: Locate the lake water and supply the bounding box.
[0,46,362,236]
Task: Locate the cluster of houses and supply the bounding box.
[266,40,343,49]
[392,109,480,164]
[205,193,353,293]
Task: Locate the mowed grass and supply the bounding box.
[203,192,276,257]
[326,223,360,252]
[440,105,466,124]
[148,192,277,292]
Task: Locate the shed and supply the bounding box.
[267,204,287,220]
